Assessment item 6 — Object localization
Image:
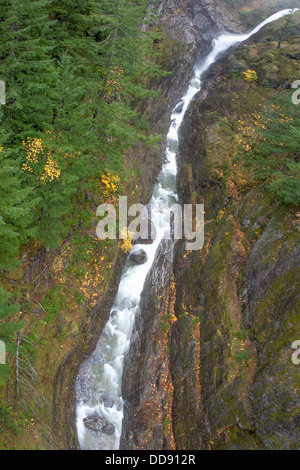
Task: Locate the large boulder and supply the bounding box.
[83,412,115,436]
[129,249,148,265]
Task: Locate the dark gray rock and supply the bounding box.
[83,413,115,436]
[129,249,148,265]
[102,423,115,435]
[83,413,107,432]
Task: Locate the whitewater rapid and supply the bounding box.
[75,8,298,450]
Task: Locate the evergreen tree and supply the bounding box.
[0,285,20,387]
[0,0,55,142]
[0,0,166,251]
[243,92,300,206]
[0,147,38,266]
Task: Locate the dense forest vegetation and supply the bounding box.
[0,0,166,386]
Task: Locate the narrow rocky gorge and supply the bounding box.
[119,0,300,450]
[51,0,300,450]
[2,0,298,452]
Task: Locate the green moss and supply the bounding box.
[43,286,66,325]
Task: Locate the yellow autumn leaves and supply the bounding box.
[40,156,61,182]
[22,138,60,183]
[119,228,134,253]
[22,139,123,197]
[105,66,125,101]
[99,174,136,253]
[242,69,258,83]
[234,103,294,158]
[100,172,120,197]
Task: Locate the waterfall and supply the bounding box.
[75,8,298,450]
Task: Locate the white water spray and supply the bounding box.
[75,8,298,450]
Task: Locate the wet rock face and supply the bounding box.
[83,413,115,436]
[155,0,241,51]
[172,13,300,449]
[120,240,176,450]
[144,0,243,130]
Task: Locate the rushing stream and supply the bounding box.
[75,8,298,450]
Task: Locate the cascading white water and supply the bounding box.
[75,8,298,450]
